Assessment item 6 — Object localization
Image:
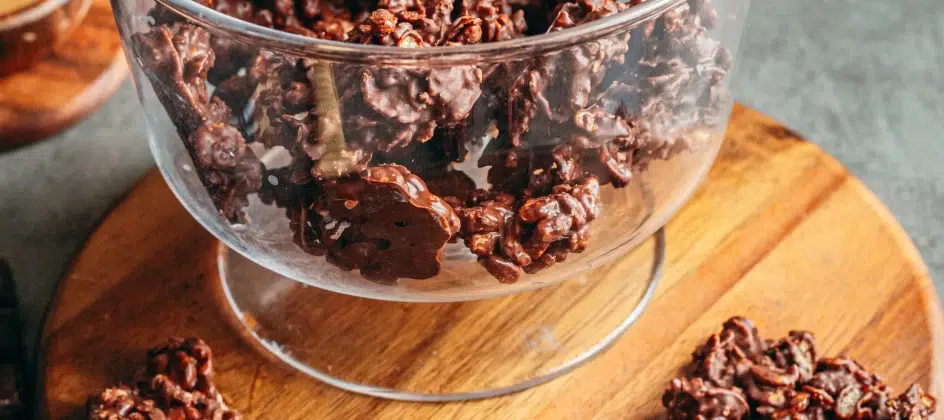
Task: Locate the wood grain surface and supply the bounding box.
[38,105,944,419]
[0,0,126,151]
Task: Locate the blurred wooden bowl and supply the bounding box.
[0,0,92,75]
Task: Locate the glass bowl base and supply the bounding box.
[218,230,665,402]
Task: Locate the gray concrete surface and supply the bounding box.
[1,0,942,356]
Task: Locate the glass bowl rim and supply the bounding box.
[154,0,685,65]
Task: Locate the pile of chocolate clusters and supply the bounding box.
[87,338,241,420]
[663,317,938,419]
[132,0,731,283]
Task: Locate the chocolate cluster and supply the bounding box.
[87,338,240,420]
[132,0,731,282]
[663,317,938,419]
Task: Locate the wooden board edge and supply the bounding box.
[34,170,162,420]
[734,109,943,392]
[40,169,165,334]
[844,178,944,394]
[37,104,944,417]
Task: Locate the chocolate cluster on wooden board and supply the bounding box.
[663,317,938,419]
[132,0,730,282]
[87,338,240,420]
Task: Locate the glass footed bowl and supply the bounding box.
[111,0,749,401]
[114,0,747,301]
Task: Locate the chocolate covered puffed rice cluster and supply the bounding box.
[87,338,240,420]
[663,317,937,419]
[452,177,601,283]
[132,24,262,223]
[134,0,730,282]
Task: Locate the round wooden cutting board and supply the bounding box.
[0,0,126,151]
[38,105,943,419]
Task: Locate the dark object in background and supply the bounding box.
[0,259,26,419]
[663,316,938,419]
